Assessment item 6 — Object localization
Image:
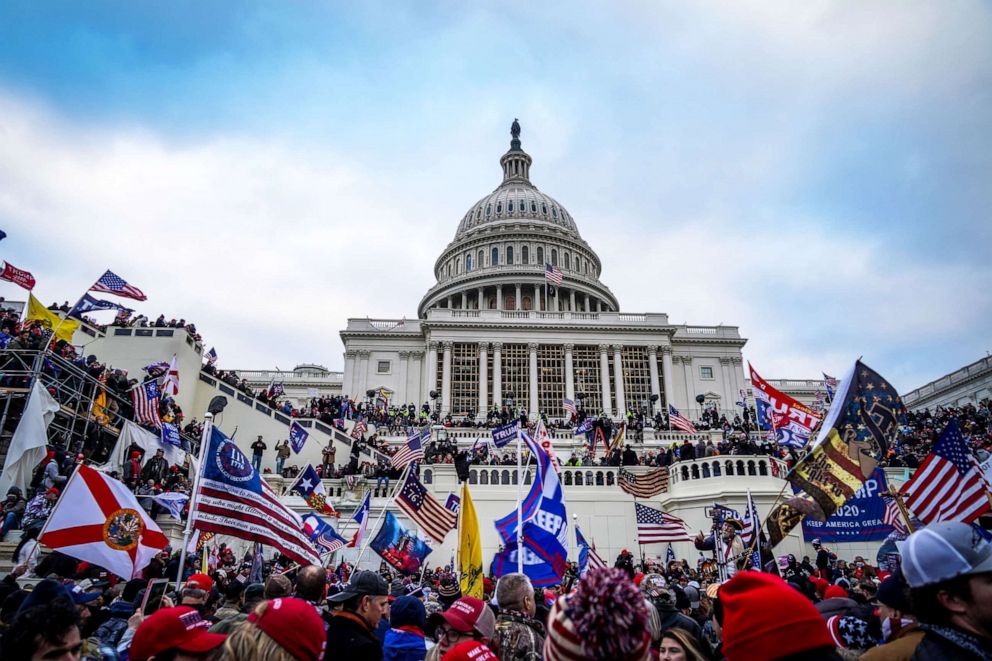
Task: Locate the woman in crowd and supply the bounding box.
[658,627,709,661]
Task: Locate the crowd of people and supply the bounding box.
[2,518,990,660]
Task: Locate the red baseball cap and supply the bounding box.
[130,606,226,661]
[249,598,326,661]
[429,596,496,640]
[185,573,214,592]
[442,639,499,661]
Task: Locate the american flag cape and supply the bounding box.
[40,465,169,579]
[391,429,427,469]
[635,503,691,544]
[396,470,456,544]
[619,466,670,499]
[90,269,147,301]
[192,427,320,566]
[668,404,697,434]
[901,419,991,525]
[132,380,162,429]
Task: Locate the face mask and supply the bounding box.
[882,617,913,641]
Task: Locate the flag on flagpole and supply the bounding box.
[205,347,218,365]
[348,491,372,548]
[391,429,427,469]
[444,493,461,515]
[150,492,189,520]
[161,354,180,397]
[750,364,822,448]
[0,381,60,495]
[635,503,691,544]
[26,293,80,343]
[131,380,162,429]
[544,263,563,286]
[192,427,320,566]
[666,543,676,564]
[396,471,457,544]
[0,261,36,290]
[901,419,990,525]
[668,405,697,434]
[303,515,348,554]
[618,466,670,499]
[458,482,483,598]
[351,419,368,439]
[90,269,147,301]
[562,398,577,417]
[289,421,309,454]
[40,465,169,579]
[68,293,132,318]
[575,526,606,577]
[291,465,339,517]
[741,490,761,547]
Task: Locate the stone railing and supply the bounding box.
[668,455,789,486]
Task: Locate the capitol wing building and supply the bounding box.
[342,126,748,421]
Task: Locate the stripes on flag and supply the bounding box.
[741,491,761,547]
[396,470,456,544]
[618,467,670,499]
[882,495,907,534]
[544,263,563,285]
[635,503,691,544]
[668,404,698,434]
[391,429,427,469]
[131,380,162,429]
[351,419,368,439]
[562,398,577,417]
[90,269,147,301]
[901,419,990,525]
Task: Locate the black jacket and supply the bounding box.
[326,611,382,661]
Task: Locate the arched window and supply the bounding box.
[564,253,570,270]
[542,203,548,214]
[506,246,514,265]
[456,259,461,275]
[486,204,491,216]
[496,202,502,213]
[491,247,499,266]
[551,249,558,267]
[478,250,484,267]
[508,200,514,213]
[537,246,544,264]
[552,206,558,218]
[522,246,529,264]
[466,253,473,271]
[522,296,532,310]
[531,201,537,212]
[446,264,451,278]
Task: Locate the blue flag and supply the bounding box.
[161,422,181,448]
[303,514,348,554]
[69,293,133,318]
[370,511,433,575]
[666,543,675,563]
[575,418,593,435]
[576,526,592,577]
[202,426,263,493]
[289,421,309,454]
[491,421,520,448]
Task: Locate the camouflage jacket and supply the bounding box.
[491,609,545,661]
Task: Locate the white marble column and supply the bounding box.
[569,290,576,312]
[496,285,503,310]
[584,293,590,312]
[357,350,370,396]
[528,342,539,418]
[599,344,612,416]
[564,343,575,404]
[612,344,626,416]
[515,284,522,310]
[478,287,484,310]
[478,343,488,414]
[398,351,410,404]
[661,346,674,411]
[492,342,503,408]
[344,350,357,396]
[647,345,661,414]
[408,351,423,404]
[441,342,452,415]
[680,356,694,416]
[720,358,735,414]
[425,341,439,400]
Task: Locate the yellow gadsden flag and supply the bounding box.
[26,293,79,343]
[458,482,483,599]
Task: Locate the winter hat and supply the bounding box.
[441,639,499,661]
[249,598,326,661]
[875,571,911,613]
[185,573,214,593]
[390,578,407,598]
[391,595,427,631]
[826,615,873,650]
[544,567,650,661]
[823,585,848,600]
[15,579,73,615]
[720,571,833,661]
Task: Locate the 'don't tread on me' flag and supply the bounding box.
[40,465,169,579]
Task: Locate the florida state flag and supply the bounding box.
[40,465,169,579]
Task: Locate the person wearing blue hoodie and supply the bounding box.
[384,595,428,661]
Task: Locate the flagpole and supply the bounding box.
[354,461,412,567]
[516,423,524,573]
[887,483,915,534]
[175,412,213,592]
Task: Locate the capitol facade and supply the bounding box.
[341,123,748,421]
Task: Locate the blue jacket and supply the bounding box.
[383,627,427,661]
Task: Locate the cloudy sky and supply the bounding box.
[0,1,989,392]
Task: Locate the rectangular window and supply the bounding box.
[571,346,603,414]
[621,346,652,413]
[376,360,391,374]
[451,343,480,416]
[700,366,714,380]
[537,345,565,416]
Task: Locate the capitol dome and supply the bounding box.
[418,121,619,318]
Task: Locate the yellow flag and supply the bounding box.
[458,482,483,599]
[92,388,108,425]
[26,293,80,343]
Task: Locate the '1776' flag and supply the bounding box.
[396,470,456,544]
[192,426,320,566]
[40,465,169,579]
[132,380,162,429]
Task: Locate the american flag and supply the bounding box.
[205,347,218,365]
[90,269,147,301]
[668,404,698,434]
[562,398,577,417]
[351,419,368,439]
[131,380,162,428]
[901,419,990,525]
[882,494,907,534]
[544,263,563,286]
[588,538,607,570]
[741,490,761,547]
[303,515,348,554]
[395,470,456,544]
[391,429,427,469]
[619,466,670,499]
[635,503,691,544]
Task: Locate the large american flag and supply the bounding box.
[635,503,691,544]
[396,470,456,544]
[391,429,427,469]
[562,398,577,417]
[882,494,908,534]
[90,269,147,301]
[901,419,990,525]
[131,380,162,429]
[351,419,368,439]
[668,404,698,434]
[619,467,670,499]
[545,263,563,286]
[741,491,761,547]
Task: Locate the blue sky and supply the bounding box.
[0,1,989,392]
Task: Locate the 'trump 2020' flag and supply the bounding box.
[0,261,36,290]
[192,427,320,566]
[40,465,169,579]
[749,364,822,448]
[289,421,309,454]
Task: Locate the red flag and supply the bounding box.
[0,261,35,290]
